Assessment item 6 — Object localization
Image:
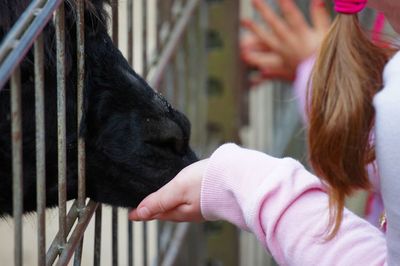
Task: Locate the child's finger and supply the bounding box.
[252,0,291,42]
[151,205,204,222]
[278,0,308,33]
[240,32,270,52]
[241,19,281,53]
[242,50,284,71]
[128,181,184,220]
[310,0,331,33]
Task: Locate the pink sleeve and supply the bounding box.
[293,56,315,122]
[201,144,387,265]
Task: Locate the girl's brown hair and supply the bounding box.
[308,14,392,238]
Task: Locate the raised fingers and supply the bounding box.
[240,33,270,52]
[242,50,285,71]
[252,0,291,42]
[278,0,308,33]
[241,19,281,53]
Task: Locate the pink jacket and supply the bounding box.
[200,51,400,265]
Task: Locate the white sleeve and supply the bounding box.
[373,51,400,265]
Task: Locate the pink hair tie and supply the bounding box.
[334,0,367,14]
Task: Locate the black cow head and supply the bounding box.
[0,0,197,214]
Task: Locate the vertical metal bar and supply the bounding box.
[142,1,149,265]
[142,0,148,76]
[34,33,46,266]
[11,66,23,266]
[128,217,133,266]
[112,0,119,47]
[143,222,148,266]
[127,0,133,66]
[112,207,118,266]
[198,1,208,151]
[156,0,162,54]
[93,205,102,266]
[127,3,134,265]
[176,45,185,111]
[111,1,119,265]
[76,0,86,214]
[73,1,86,264]
[157,221,162,266]
[56,1,67,250]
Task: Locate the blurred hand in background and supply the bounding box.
[241,0,331,84]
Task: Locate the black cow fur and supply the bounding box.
[0,0,198,215]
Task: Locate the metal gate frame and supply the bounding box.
[0,0,208,265]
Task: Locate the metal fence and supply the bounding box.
[0,0,208,265]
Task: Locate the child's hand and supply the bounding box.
[128,159,209,222]
[241,0,331,83]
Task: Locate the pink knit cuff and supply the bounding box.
[200,144,248,230]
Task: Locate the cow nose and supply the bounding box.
[144,118,188,156]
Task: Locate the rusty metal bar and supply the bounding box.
[11,66,23,266]
[34,33,46,266]
[110,1,119,265]
[0,0,63,89]
[93,205,102,266]
[160,223,190,266]
[127,1,134,261]
[76,0,86,214]
[142,6,149,266]
[73,242,84,266]
[56,201,99,266]
[55,1,67,251]
[73,1,86,264]
[46,202,78,265]
[147,0,200,89]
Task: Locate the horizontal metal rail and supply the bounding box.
[0,0,63,89]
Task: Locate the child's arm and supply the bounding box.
[201,144,387,265]
[130,143,388,265]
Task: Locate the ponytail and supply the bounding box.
[308,14,391,238]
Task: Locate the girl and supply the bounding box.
[241,0,388,227]
[130,0,400,264]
